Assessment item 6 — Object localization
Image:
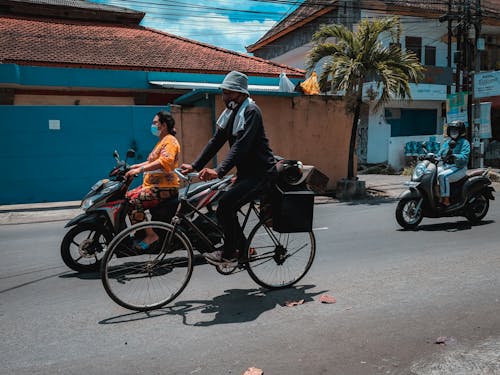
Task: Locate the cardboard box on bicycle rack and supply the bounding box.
[272,185,314,233]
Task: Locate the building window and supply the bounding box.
[405,36,422,62]
[425,45,436,66]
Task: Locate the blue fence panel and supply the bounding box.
[0,105,166,204]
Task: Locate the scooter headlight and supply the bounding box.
[412,164,427,181]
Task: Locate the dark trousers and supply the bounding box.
[217,176,265,258]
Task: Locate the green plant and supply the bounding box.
[306,17,424,180]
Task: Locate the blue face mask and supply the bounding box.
[151,124,160,137]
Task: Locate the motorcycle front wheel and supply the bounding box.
[396,198,423,230]
[465,191,489,224]
[61,223,112,272]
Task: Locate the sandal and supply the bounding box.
[134,240,155,251]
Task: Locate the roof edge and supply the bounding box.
[247,6,336,53]
[143,26,305,78]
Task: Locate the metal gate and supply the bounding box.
[0,105,166,204]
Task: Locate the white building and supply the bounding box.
[248,0,500,170]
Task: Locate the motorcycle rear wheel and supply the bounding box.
[61,223,112,272]
[465,191,489,224]
[396,198,423,230]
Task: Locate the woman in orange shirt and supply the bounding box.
[125,110,180,250]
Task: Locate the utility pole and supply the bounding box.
[465,0,473,154]
[472,0,483,167]
[447,0,452,95]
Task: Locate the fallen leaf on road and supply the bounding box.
[319,294,337,304]
[435,336,457,346]
[242,367,263,375]
[283,299,304,307]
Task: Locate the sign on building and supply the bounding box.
[474,71,500,99]
[479,102,492,139]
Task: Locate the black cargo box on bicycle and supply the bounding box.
[271,185,314,233]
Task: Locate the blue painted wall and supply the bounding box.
[0,105,166,204]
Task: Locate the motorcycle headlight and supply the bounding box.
[412,164,427,181]
[81,196,96,211]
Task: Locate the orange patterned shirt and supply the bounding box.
[143,134,180,189]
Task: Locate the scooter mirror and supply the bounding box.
[126,149,136,158]
[113,150,119,159]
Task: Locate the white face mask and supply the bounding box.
[151,124,160,137]
[450,129,459,139]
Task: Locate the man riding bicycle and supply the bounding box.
[181,71,276,266]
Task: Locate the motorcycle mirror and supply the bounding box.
[421,142,428,153]
[126,149,136,158]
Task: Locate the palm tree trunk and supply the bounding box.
[347,82,364,179]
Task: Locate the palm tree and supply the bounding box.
[306,16,425,180]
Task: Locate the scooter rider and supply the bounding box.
[437,120,471,206]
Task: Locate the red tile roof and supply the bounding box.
[0,15,305,78]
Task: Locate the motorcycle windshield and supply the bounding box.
[81,181,122,210]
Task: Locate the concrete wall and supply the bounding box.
[366,100,445,167]
[175,95,352,191]
[362,11,453,68]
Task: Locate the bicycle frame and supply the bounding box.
[169,170,261,256]
[154,169,305,268]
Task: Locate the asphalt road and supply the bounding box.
[1,198,499,375]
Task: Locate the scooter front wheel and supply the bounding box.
[61,223,112,272]
[396,198,423,230]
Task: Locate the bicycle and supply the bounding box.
[100,168,316,311]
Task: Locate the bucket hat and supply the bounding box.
[220,71,249,96]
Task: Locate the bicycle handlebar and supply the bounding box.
[174,168,199,181]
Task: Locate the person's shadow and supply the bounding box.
[99,284,326,326]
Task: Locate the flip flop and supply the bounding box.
[134,240,152,251]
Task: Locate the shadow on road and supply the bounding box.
[99,284,326,326]
[59,271,100,280]
[397,219,495,232]
[0,266,70,294]
[343,196,397,206]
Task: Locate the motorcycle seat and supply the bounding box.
[466,169,487,178]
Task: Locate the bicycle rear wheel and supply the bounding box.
[101,221,194,311]
[245,221,316,289]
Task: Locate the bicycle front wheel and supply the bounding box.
[245,221,316,289]
[101,221,194,311]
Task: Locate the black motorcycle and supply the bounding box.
[61,149,228,272]
[60,149,137,272]
[396,147,495,230]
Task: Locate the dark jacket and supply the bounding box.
[192,101,275,178]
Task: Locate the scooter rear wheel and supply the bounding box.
[61,223,112,272]
[396,198,423,230]
[465,191,489,224]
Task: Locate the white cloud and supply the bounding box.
[143,13,277,53]
[90,0,292,53]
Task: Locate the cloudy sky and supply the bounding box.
[88,0,301,53]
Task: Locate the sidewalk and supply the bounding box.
[0,172,497,225]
